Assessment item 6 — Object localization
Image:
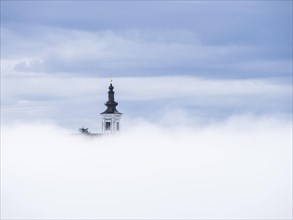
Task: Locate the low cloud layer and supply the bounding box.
[1,116,292,219]
[2,75,291,130]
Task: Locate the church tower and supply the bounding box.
[101,81,122,134]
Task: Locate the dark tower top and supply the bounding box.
[101,83,122,114]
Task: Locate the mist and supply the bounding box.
[1,115,292,219]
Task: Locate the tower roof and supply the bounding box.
[101,82,122,115]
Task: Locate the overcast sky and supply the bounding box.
[1,1,292,130]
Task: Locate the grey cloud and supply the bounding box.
[2,1,291,47]
[4,29,290,79]
[1,1,291,129]
[2,1,292,79]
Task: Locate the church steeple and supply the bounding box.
[100,81,122,134]
[101,83,122,115]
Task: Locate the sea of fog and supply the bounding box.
[1,115,292,219]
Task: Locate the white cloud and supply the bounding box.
[1,116,292,219]
[1,74,291,129]
[2,75,290,101]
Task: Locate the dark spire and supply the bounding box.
[101,83,122,114]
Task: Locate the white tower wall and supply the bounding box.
[101,114,122,134]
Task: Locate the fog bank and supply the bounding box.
[1,116,292,219]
